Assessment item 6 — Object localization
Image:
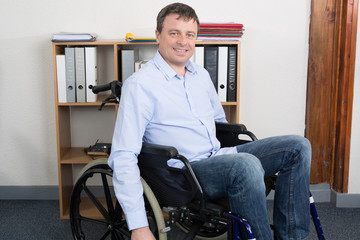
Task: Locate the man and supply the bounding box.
[109,3,311,239]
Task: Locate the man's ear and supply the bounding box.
[155,29,160,44]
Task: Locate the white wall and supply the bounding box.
[4,0,353,192]
[348,16,360,193]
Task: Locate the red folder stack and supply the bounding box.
[198,23,244,41]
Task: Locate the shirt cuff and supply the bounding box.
[125,208,149,230]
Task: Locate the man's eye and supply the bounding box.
[170,32,178,36]
[187,34,195,38]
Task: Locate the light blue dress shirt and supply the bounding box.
[108,51,237,230]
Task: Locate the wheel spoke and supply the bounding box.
[113,227,131,239]
[101,173,115,216]
[83,185,111,221]
[111,230,125,240]
[114,221,131,237]
[113,201,125,223]
[76,216,109,225]
[99,229,111,240]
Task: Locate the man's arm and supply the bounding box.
[108,78,154,230]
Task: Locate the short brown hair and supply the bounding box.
[156,3,200,34]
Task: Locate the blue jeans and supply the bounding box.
[190,135,311,240]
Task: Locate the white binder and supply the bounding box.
[56,55,66,103]
[85,47,98,102]
[217,46,228,102]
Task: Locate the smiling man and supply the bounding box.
[109,2,311,240]
[109,4,208,239]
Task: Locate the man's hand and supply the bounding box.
[131,226,156,240]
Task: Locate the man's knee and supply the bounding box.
[293,135,311,163]
[285,135,312,172]
[294,135,311,154]
[229,153,265,189]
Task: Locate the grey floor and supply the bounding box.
[0,200,359,239]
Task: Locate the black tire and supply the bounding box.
[70,161,166,240]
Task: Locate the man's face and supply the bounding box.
[155,13,198,72]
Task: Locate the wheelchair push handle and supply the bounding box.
[91,82,112,93]
[92,80,122,95]
[92,80,122,110]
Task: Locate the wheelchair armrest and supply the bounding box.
[140,143,195,177]
[215,122,258,147]
[141,142,179,158]
[215,122,248,132]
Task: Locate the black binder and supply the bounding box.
[204,46,218,91]
[227,46,237,102]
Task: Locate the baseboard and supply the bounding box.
[1,185,360,208]
[0,186,111,200]
[331,189,360,208]
[266,183,360,208]
[310,183,331,202]
[0,186,59,200]
[266,183,331,202]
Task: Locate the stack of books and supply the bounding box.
[198,23,244,41]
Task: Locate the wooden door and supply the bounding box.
[306,0,358,192]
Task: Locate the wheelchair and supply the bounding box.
[69,81,325,240]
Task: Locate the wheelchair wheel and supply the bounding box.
[70,159,167,240]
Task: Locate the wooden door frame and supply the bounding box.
[306,0,358,193]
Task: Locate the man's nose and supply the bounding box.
[176,35,186,45]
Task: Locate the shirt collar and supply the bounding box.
[153,51,197,80]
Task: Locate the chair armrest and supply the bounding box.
[141,142,179,158]
[215,122,258,147]
[215,122,248,132]
[140,143,193,172]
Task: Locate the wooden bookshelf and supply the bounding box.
[52,40,241,219]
